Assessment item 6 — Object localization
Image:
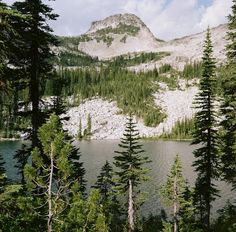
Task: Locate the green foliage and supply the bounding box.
[55,51,99,67]
[87,113,92,136]
[114,115,150,230]
[192,28,220,230]
[161,155,201,232]
[182,61,203,79]
[0,181,44,232]
[159,64,172,74]
[160,117,195,140]
[62,188,109,232]
[46,67,167,127]
[0,152,6,189]
[141,213,166,232]
[96,23,140,37]
[77,118,83,140]
[161,155,186,230]
[112,52,170,67]
[12,0,58,148]
[59,23,140,47]
[220,0,236,189]
[226,0,236,61]
[212,202,236,232]
[93,161,123,231]
[162,222,173,232]
[24,114,85,230]
[114,115,150,191]
[161,155,186,206]
[0,1,27,138]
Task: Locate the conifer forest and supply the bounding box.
[0,0,236,231]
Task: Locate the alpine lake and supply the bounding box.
[0,140,234,218]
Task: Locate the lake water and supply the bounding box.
[0,140,234,217]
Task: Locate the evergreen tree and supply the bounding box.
[87,113,92,135]
[77,117,83,140]
[62,187,109,232]
[192,28,219,231]
[94,161,115,200]
[11,0,58,147]
[114,114,150,232]
[11,0,58,182]
[24,114,85,231]
[93,161,122,231]
[220,0,236,188]
[161,155,186,232]
[0,152,7,190]
[226,0,236,61]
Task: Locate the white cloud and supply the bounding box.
[3,0,234,40]
[196,0,233,30]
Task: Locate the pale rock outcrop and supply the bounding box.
[62,86,198,139]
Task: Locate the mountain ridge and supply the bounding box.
[59,13,228,70]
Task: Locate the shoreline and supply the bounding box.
[0,138,22,141]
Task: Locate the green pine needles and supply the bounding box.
[24,114,86,231]
[192,28,219,231]
[114,114,150,232]
[220,0,236,189]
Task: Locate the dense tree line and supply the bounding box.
[181,61,203,79]
[0,0,236,231]
[45,66,169,127]
[112,52,170,67]
[160,117,195,140]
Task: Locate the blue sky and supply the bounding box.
[4,0,233,40]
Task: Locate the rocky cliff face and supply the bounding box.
[74,13,228,70]
[77,13,161,59]
[130,24,228,71]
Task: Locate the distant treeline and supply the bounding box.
[45,66,172,127]
[160,117,195,140]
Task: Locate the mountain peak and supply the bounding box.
[77,13,160,58]
[87,13,145,34]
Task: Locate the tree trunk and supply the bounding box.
[173,175,177,232]
[128,179,134,232]
[48,145,54,232]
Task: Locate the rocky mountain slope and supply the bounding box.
[131,24,228,71]
[77,13,161,59]
[58,13,228,139]
[62,84,198,140]
[60,13,228,70]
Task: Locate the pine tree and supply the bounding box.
[24,114,85,231]
[77,118,83,140]
[0,1,23,101]
[12,0,58,148]
[0,152,7,191]
[93,161,122,231]
[220,0,236,188]
[87,113,92,135]
[11,0,59,183]
[114,114,150,232]
[94,161,114,200]
[192,28,219,231]
[161,155,187,232]
[63,187,109,232]
[226,0,236,61]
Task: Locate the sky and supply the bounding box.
[4,0,233,40]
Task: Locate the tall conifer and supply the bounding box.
[24,114,85,231]
[12,0,58,147]
[220,0,236,188]
[93,161,122,231]
[11,0,58,182]
[114,114,150,232]
[192,28,219,231]
[161,155,186,232]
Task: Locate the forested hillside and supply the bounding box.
[0,0,236,231]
